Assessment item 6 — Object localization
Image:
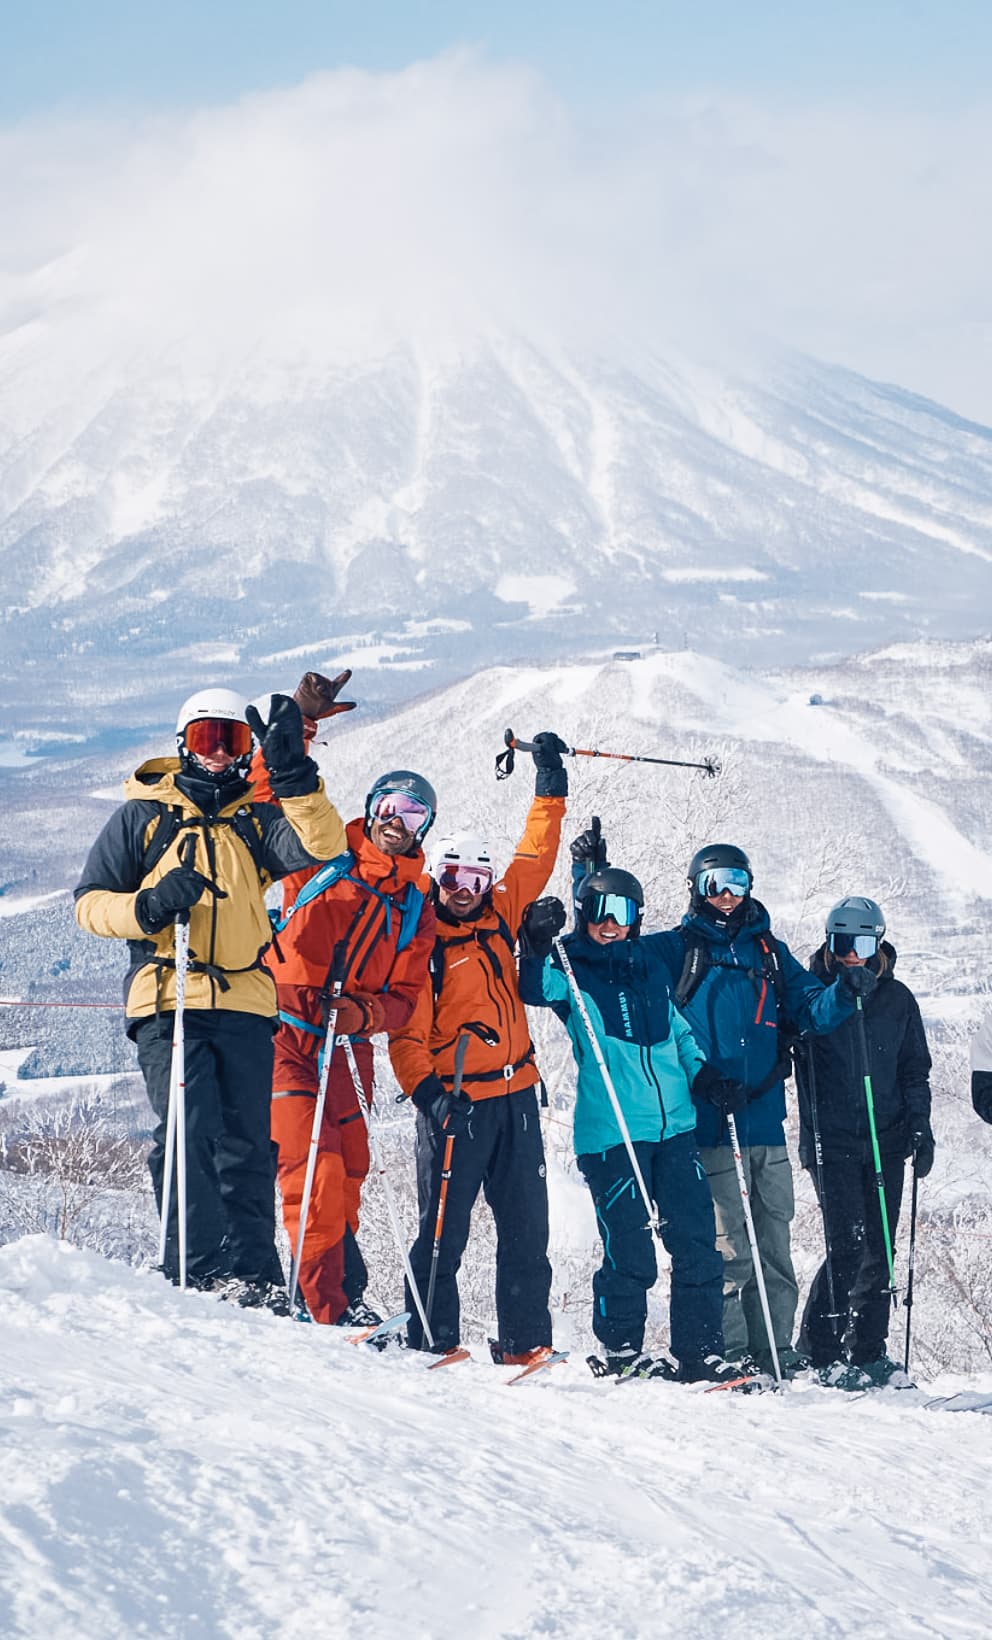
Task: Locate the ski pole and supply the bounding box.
[903,1162,920,1372]
[157,837,195,1289]
[496,728,720,781]
[288,944,347,1312]
[552,935,662,1238]
[424,1033,470,1337]
[341,1037,435,1349]
[726,1112,783,1387]
[854,996,897,1305]
[796,1037,842,1348]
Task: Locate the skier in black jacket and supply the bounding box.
[795,896,934,1387]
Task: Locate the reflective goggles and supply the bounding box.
[372,790,433,836]
[829,932,879,960]
[585,892,639,927]
[184,717,253,759]
[437,862,494,895]
[696,866,750,900]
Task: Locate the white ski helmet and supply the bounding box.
[430,832,495,882]
[176,687,252,739]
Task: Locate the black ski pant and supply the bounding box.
[134,1009,284,1288]
[343,1224,368,1306]
[578,1132,724,1363]
[407,1088,552,1354]
[799,1149,904,1367]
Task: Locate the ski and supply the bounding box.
[346,1310,410,1346]
[426,1347,472,1370]
[922,1392,992,1415]
[703,1374,773,1395]
[506,1350,569,1385]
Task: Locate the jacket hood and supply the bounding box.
[124,758,252,817]
[682,896,772,947]
[811,939,897,984]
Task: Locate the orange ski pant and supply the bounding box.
[271,989,372,1324]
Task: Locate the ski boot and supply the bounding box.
[816,1360,872,1392]
[677,1354,747,1386]
[489,1340,554,1367]
[336,1299,384,1330]
[853,1354,915,1390]
[214,1278,293,1317]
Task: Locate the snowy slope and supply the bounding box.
[2,1237,991,1640]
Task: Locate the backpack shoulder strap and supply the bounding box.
[396,883,426,954]
[674,931,709,1009]
[274,850,355,932]
[141,805,186,876]
[229,805,268,879]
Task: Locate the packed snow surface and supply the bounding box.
[2,1238,991,1639]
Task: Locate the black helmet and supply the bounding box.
[364,769,437,840]
[687,843,752,908]
[575,867,644,938]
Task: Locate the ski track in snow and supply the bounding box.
[1,1240,991,1640]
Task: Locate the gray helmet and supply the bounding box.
[364,770,437,840]
[826,896,885,939]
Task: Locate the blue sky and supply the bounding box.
[4,0,991,117]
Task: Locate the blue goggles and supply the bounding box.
[829,933,879,959]
[696,866,750,900]
[585,892,639,927]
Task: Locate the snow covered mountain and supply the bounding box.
[2,334,992,756]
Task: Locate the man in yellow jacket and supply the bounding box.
[75,686,346,1309]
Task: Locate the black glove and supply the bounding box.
[293,670,356,721]
[570,823,607,870]
[410,1074,473,1134]
[530,731,569,799]
[973,1075,992,1126]
[908,1120,935,1179]
[245,694,318,798]
[520,897,567,958]
[693,1062,749,1115]
[135,862,225,934]
[840,964,878,1001]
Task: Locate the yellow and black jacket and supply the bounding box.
[74,759,346,1025]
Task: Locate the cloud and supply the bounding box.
[0,52,990,415]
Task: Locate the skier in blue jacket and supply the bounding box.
[649,843,858,1375]
[518,856,750,1384]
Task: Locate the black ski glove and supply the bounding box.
[410,1074,473,1134]
[520,896,567,958]
[245,693,319,798]
[973,1073,992,1126]
[570,824,607,870]
[908,1119,935,1179]
[135,862,226,934]
[840,964,878,1001]
[693,1062,749,1115]
[530,731,569,799]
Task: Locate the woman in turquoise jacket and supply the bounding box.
[519,865,749,1383]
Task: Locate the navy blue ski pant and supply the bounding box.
[407,1088,552,1354]
[799,1149,904,1367]
[134,1009,284,1288]
[578,1131,724,1363]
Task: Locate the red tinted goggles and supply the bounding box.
[184,717,253,759]
[438,862,494,895]
[372,791,433,835]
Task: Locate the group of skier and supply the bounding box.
[74,670,968,1389]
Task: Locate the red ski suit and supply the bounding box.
[262,793,435,1323]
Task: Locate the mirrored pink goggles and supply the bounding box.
[438,862,494,895]
[371,791,433,835]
